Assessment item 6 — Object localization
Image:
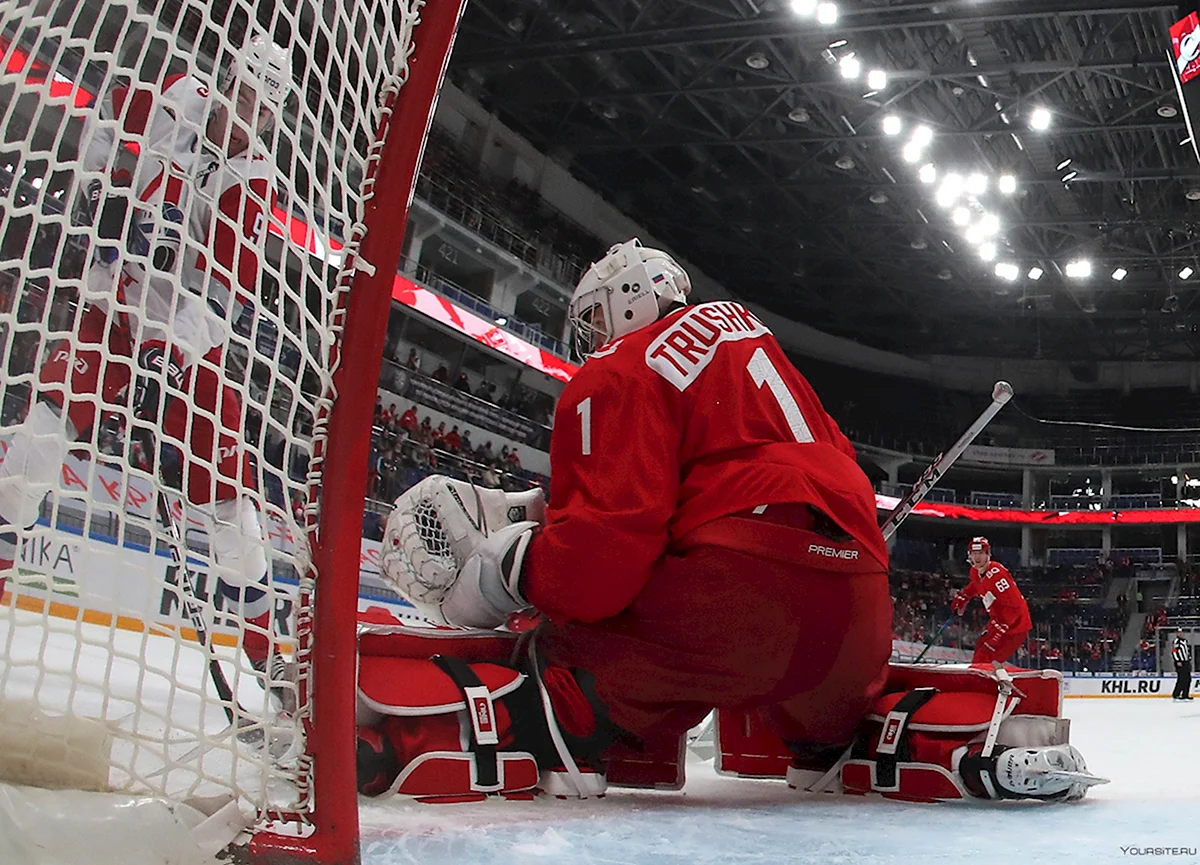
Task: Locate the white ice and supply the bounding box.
[358,700,1200,865]
[5,607,1199,864]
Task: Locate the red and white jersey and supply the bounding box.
[81,74,275,365]
[964,561,1031,632]
[523,301,886,624]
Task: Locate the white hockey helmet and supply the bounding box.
[223,32,290,129]
[568,238,691,357]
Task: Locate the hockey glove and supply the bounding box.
[440,520,538,629]
[133,340,187,422]
[79,171,133,265]
[951,592,969,616]
[126,202,184,273]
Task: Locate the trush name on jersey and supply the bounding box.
[645,301,770,391]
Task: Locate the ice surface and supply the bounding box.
[358,699,1200,865]
[6,607,1199,863]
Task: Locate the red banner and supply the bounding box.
[1172,12,1200,85]
[875,493,1200,525]
[390,277,579,382]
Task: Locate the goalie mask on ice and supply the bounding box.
[380,475,546,627]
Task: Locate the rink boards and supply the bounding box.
[0,450,418,647]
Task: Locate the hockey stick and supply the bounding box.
[880,381,1014,541]
[912,615,954,663]
[152,489,263,745]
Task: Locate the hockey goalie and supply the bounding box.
[357,239,1106,804]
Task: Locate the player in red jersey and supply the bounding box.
[0,34,293,707]
[952,536,1033,664]
[368,238,893,796]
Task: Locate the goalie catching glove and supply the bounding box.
[380,475,545,628]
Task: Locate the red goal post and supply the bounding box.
[0,0,466,862]
[278,1,467,861]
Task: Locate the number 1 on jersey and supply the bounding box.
[577,396,593,455]
[747,347,815,443]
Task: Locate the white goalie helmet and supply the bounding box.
[379,475,546,624]
[568,238,691,357]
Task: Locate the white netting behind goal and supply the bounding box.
[0,0,444,849]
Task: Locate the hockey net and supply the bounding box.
[0,0,462,861]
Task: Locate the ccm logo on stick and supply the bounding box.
[808,544,859,560]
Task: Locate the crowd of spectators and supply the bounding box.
[368,396,546,505]
[395,345,556,431]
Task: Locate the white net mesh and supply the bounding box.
[0,0,429,835]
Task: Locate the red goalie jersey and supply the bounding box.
[523,300,886,623]
[963,561,1032,633]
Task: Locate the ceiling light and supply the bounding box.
[979,242,997,261]
[1181,266,1194,280]
[869,191,889,204]
[911,125,933,147]
[919,164,937,184]
[1057,158,1072,170]
[965,223,985,245]
[952,207,971,226]
[1062,170,1078,183]
[1065,259,1092,279]
[495,316,508,326]
[966,173,988,196]
[1030,107,1052,131]
[1187,189,1200,201]
[882,115,903,136]
[816,3,838,24]
[977,75,989,88]
[788,107,811,123]
[790,0,818,13]
[828,39,848,48]
[998,175,1017,195]
[839,54,861,79]
[1028,266,1044,281]
[745,52,769,70]
[835,155,856,170]
[910,237,928,250]
[937,268,953,280]
[1159,104,1180,118]
[995,262,1020,281]
[867,69,888,91]
[901,142,922,163]
[979,213,1001,236]
[936,174,963,208]
[1111,267,1128,281]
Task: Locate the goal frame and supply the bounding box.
[245,2,468,862]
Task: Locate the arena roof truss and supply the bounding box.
[449,0,1200,361]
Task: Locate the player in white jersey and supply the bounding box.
[0,33,293,709]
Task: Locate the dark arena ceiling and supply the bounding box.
[447,0,1200,362]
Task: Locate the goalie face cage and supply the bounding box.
[0,0,464,861]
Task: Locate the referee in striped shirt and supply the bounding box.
[1172,628,1193,701]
